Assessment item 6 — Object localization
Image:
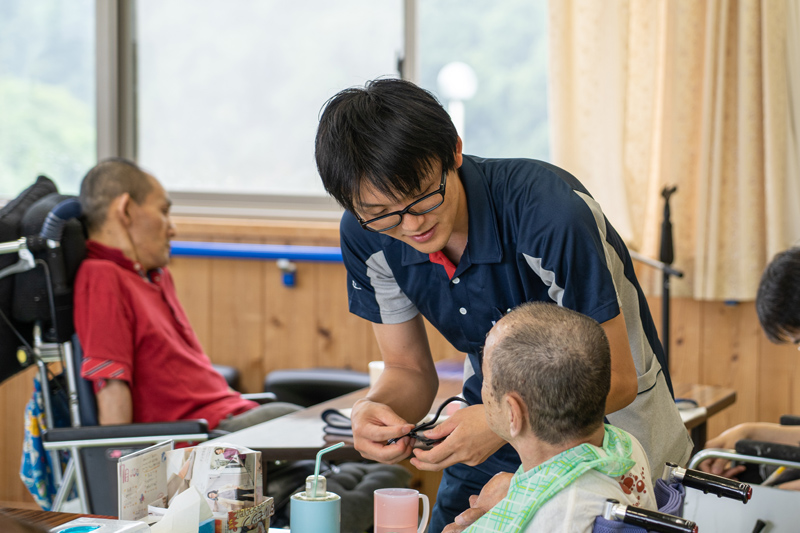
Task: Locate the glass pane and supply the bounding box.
[0,0,96,197]
[137,0,403,196]
[419,0,549,160]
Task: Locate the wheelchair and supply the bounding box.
[684,420,800,532]
[0,178,233,515]
[593,462,751,532]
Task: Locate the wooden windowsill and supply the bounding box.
[172,215,341,246]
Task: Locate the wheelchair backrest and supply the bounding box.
[0,176,58,383]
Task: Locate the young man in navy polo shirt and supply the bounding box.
[315,79,693,533]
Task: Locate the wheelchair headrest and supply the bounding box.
[41,197,83,241]
[12,194,87,343]
[19,193,87,281]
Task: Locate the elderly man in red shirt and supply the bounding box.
[75,158,296,431]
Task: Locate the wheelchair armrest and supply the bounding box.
[42,419,209,449]
[779,414,800,426]
[242,392,277,404]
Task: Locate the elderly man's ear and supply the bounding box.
[113,192,133,226]
[504,392,527,439]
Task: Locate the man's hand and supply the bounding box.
[442,472,514,533]
[350,398,417,464]
[697,424,749,478]
[410,405,506,471]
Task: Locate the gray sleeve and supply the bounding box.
[365,251,419,324]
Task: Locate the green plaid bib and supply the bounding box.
[464,425,635,533]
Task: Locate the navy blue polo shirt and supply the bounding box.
[340,155,690,483]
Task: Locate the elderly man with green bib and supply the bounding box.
[446,302,656,533]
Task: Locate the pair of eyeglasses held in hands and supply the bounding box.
[386,396,468,447]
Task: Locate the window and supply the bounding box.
[135,0,549,204]
[136,0,403,197]
[418,0,549,160]
[0,1,549,207]
[0,0,96,198]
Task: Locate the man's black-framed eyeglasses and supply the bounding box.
[357,170,447,233]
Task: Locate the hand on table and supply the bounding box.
[442,471,514,533]
[410,404,506,471]
[350,398,416,464]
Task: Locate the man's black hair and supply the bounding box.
[315,78,459,214]
[756,247,800,343]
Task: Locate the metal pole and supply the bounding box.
[662,271,670,372]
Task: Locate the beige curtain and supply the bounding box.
[548,0,800,300]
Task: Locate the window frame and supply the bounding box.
[97,0,418,220]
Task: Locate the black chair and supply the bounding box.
[213,364,241,391]
[263,367,370,407]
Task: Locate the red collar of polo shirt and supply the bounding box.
[429,250,457,280]
[85,240,163,282]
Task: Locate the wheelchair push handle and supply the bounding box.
[681,469,751,503]
[663,462,752,503]
[602,499,697,533]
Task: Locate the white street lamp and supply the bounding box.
[437,62,478,144]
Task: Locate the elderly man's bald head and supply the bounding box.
[79,158,154,234]
[483,302,611,445]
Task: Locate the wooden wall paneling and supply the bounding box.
[757,334,800,423]
[170,257,213,351]
[173,217,340,246]
[666,298,703,385]
[207,250,266,394]
[0,367,38,504]
[701,302,760,439]
[315,263,374,372]
[263,258,319,379]
[641,295,702,385]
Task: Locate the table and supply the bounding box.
[207,376,464,462]
[209,378,735,462]
[673,382,736,429]
[0,507,87,528]
[673,382,736,453]
[0,508,286,532]
[204,375,737,516]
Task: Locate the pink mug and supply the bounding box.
[374,488,430,533]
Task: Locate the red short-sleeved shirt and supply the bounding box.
[75,240,257,429]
